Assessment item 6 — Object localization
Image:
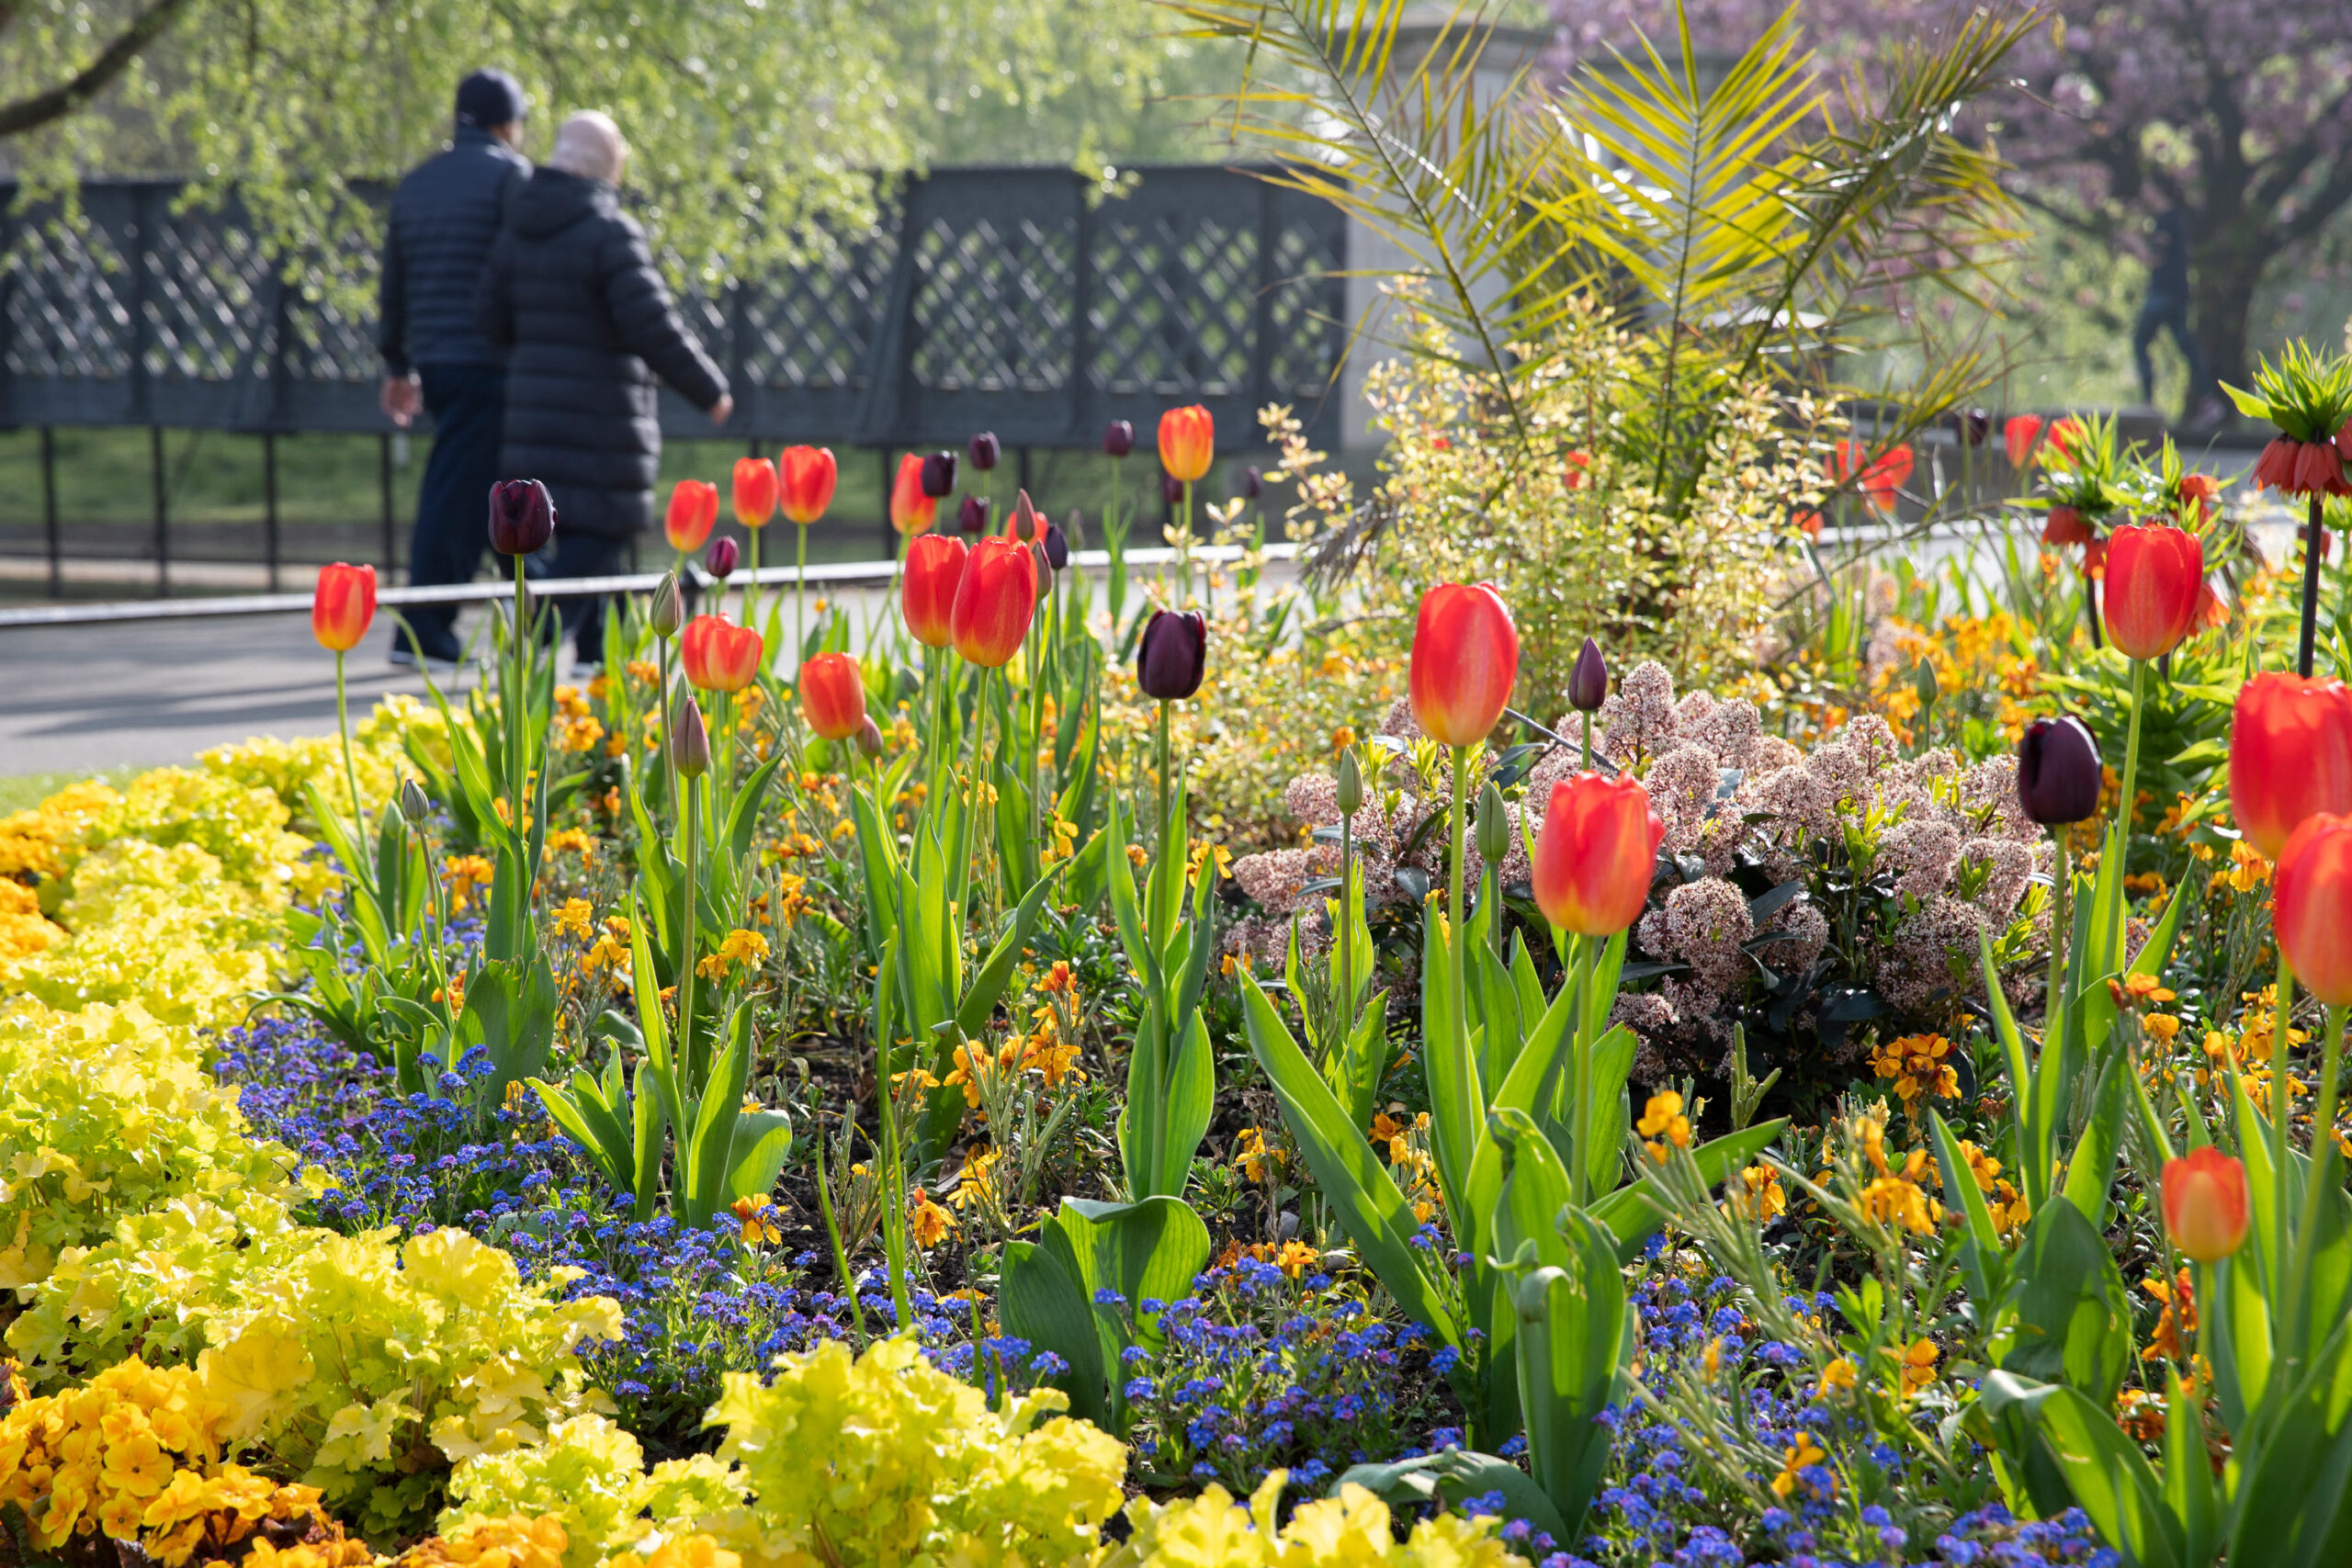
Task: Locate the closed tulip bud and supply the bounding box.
[650,572,684,638]
[950,535,1039,668]
[2017,716,2102,825]
[1104,420,1136,457]
[681,614,763,694]
[902,534,967,649]
[1532,773,1665,936]
[1913,659,1939,710]
[2232,672,2352,861]
[1010,489,1039,543]
[889,452,937,536]
[664,479,719,552]
[706,536,740,581]
[673,696,711,779]
[399,778,433,826]
[797,651,866,742]
[1243,466,1263,500]
[957,494,993,536]
[1953,408,1992,446]
[1031,540,1052,578]
[1137,609,1208,701]
[777,446,838,526]
[2161,1145,2249,1262]
[2104,523,2206,660]
[1162,472,1185,506]
[732,457,779,528]
[967,432,1001,471]
[1409,582,1519,748]
[1042,521,1069,570]
[2278,813,2352,1004]
[1159,403,1215,482]
[920,449,957,499]
[311,561,377,652]
[488,479,555,556]
[1475,781,1509,866]
[854,716,885,761]
[1567,637,1608,713]
[1336,750,1363,816]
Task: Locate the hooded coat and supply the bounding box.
[477,168,729,538]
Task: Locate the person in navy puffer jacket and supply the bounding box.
[477,111,733,670]
[378,70,531,668]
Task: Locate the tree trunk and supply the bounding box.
[2188,218,2263,411]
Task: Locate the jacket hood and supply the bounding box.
[509,168,613,242]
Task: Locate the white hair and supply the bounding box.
[548,111,627,184]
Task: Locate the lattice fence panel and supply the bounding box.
[5,221,135,378]
[909,215,1075,393]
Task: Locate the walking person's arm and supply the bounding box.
[601,225,732,423]
[377,209,420,427]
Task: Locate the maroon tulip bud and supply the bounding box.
[920,450,957,499]
[706,536,740,581]
[956,494,993,536]
[1042,521,1069,571]
[1104,420,1136,457]
[488,479,555,556]
[967,432,1001,472]
[2018,715,2101,825]
[1568,637,1608,713]
[1953,408,1993,447]
[1243,466,1263,500]
[853,716,885,761]
[1162,472,1185,505]
[673,694,711,779]
[1137,608,1207,701]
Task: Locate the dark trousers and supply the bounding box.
[402,364,508,646]
[2132,293,2207,407]
[546,531,632,665]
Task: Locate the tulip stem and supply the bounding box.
[1567,934,1595,1208]
[333,649,370,889]
[2302,491,2325,679]
[1339,795,1355,1027]
[795,524,808,664]
[742,528,760,631]
[680,774,702,1099]
[2044,823,2070,1056]
[2108,657,2148,964]
[510,553,528,840]
[1580,711,1592,773]
[1156,699,1175,852]
[2286,1002,2348,1359]
[659,637,678,823]
[1448,742,1472,1181]
[2272,942,2296,1310]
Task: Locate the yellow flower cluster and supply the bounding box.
[1854,1118,1943,1237]
[696,928,771,982]
[399,1515,572,1568]
[1868,612,2042,747]
[1637,1091,1692,1164]
[1103,1471,1522,1568]
[1870,1033,1959,1114]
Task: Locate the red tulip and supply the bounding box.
[1408,583,1518,748]
[2004,414,2042,468]
[1793,510,1824,538]
[681,615,763,694]
[1159,405,1215,484]
[1532,773,1665,936]
[1562,450,1591,491]
[798,651,866,742]
[889,453,936,536]
[2101,524,2205,660]
[2230,673,2352,863]
[733,457,778,529]
[778,446,837,525]
[311,562,377,652]
[2279,813,2352,1004]
[902,534,967,649]
[665,480,719,552]
[1826,441,1912,512]
[2161,1146,2250,1263]
[950,535,1037,669]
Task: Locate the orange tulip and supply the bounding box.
[1159,405,1215,484]
[2230,673,2352,862]
[2102,524,2204,660]
[889,453,936,536]
[681,614,763,694]
[2003,414,2042,468]
[1532,773,1665,937]
[1408,582,1518,748]
[1562,450,1592,491]
[2161,1146,2249,1263]
[311,562,377,652]
[950,535,1037,669]
[733,457,778,529]
[665,480,719,552]
[798,652,866,741]
[778,446,837,526]
[2278,812,2352,1005]
[902,534,967,649]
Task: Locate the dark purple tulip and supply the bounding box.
[2017,715,2102,825]
[1243,466,1263,500]
[1104,420,1136,458]
[706,536,740,581]
[956,494,993,536]
[1954,408,1993,447]
[967,432,1001,471]
[1041,521,1069,570]
[1162,472,1185,505]
[920,450,957,499]
[1568,637,1608,713]
[1137,609,1207,701]
[488,479,555,556]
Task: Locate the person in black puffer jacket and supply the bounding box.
[478,110,733,666]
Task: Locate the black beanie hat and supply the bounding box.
[455,70,527,130]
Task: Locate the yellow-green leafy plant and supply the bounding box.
[1102,1470,1525,1568]
[707,1337,1126,1568]
[440,1414,744,1568]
